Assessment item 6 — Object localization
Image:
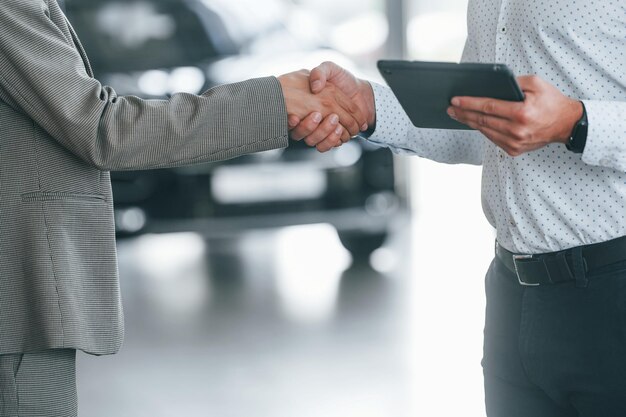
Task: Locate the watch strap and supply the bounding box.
[566,101,588,154]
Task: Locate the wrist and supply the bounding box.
[558,99,584,144]
[358,80,377,128]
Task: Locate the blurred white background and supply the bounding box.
[301,0,494,413]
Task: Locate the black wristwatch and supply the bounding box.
[565,102,588,154]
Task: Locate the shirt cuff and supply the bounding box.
[365,82,412,147]
[581,100,626,171]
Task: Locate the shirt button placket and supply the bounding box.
[495,0,510,62]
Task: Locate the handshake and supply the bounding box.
[278,62,376,153]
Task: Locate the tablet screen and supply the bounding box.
[378,61,524,130]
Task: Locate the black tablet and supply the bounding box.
[377,60,525,130]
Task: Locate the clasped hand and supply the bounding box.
[279,69,364,152]
[279,66,375,153]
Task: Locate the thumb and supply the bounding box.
[310,61,341,93]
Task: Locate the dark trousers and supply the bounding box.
[483,256,626,417]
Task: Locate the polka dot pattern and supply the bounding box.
[368,0,626,254]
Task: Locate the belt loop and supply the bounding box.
[571,246,588,288]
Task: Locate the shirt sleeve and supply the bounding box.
[580,100,626,172]
[365,82,484,165]
[0,0,288,171]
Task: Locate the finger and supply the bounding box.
[482,131,517,155]
[302,114,343,147]
[471,123,513,152]
[333,89,367,132]
[334,126,350,145]
[334,109,360,137]
[316,133,343,153]
[289,112,323,141]
[462,119,523,156]
[323,90,365,136]
[448,107,515,137]
[310,61,339,93]
[340,127,351,143]
[288,115,301,129]
[315,127,345,153]
[451,96,520,120]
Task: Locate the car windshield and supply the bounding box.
[65,0,218,74]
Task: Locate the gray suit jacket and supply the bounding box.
[0,0,288,355]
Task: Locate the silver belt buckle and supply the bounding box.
[513,254,540,286]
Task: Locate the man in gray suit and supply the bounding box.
[0,1,368,415]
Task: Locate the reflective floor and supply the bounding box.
[77,161,493,417]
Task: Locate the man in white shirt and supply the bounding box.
[290,0,626,415]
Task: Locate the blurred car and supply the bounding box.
[64,0,406,257]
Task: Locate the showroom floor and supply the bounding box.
[76,224,413,417]
[77,161,493,417]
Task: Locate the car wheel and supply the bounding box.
[338,231,388,259]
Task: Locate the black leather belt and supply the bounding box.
[495,236,626,286]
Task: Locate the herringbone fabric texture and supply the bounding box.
[0,0,289,355]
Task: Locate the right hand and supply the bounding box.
[289,62,377,149]
[278,69,367,152]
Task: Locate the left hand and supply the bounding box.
[288,111,348,153]
[448,75,583,156]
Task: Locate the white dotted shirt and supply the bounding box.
[368,0,626,254]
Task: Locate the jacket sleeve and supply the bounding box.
[0,0,289,171]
